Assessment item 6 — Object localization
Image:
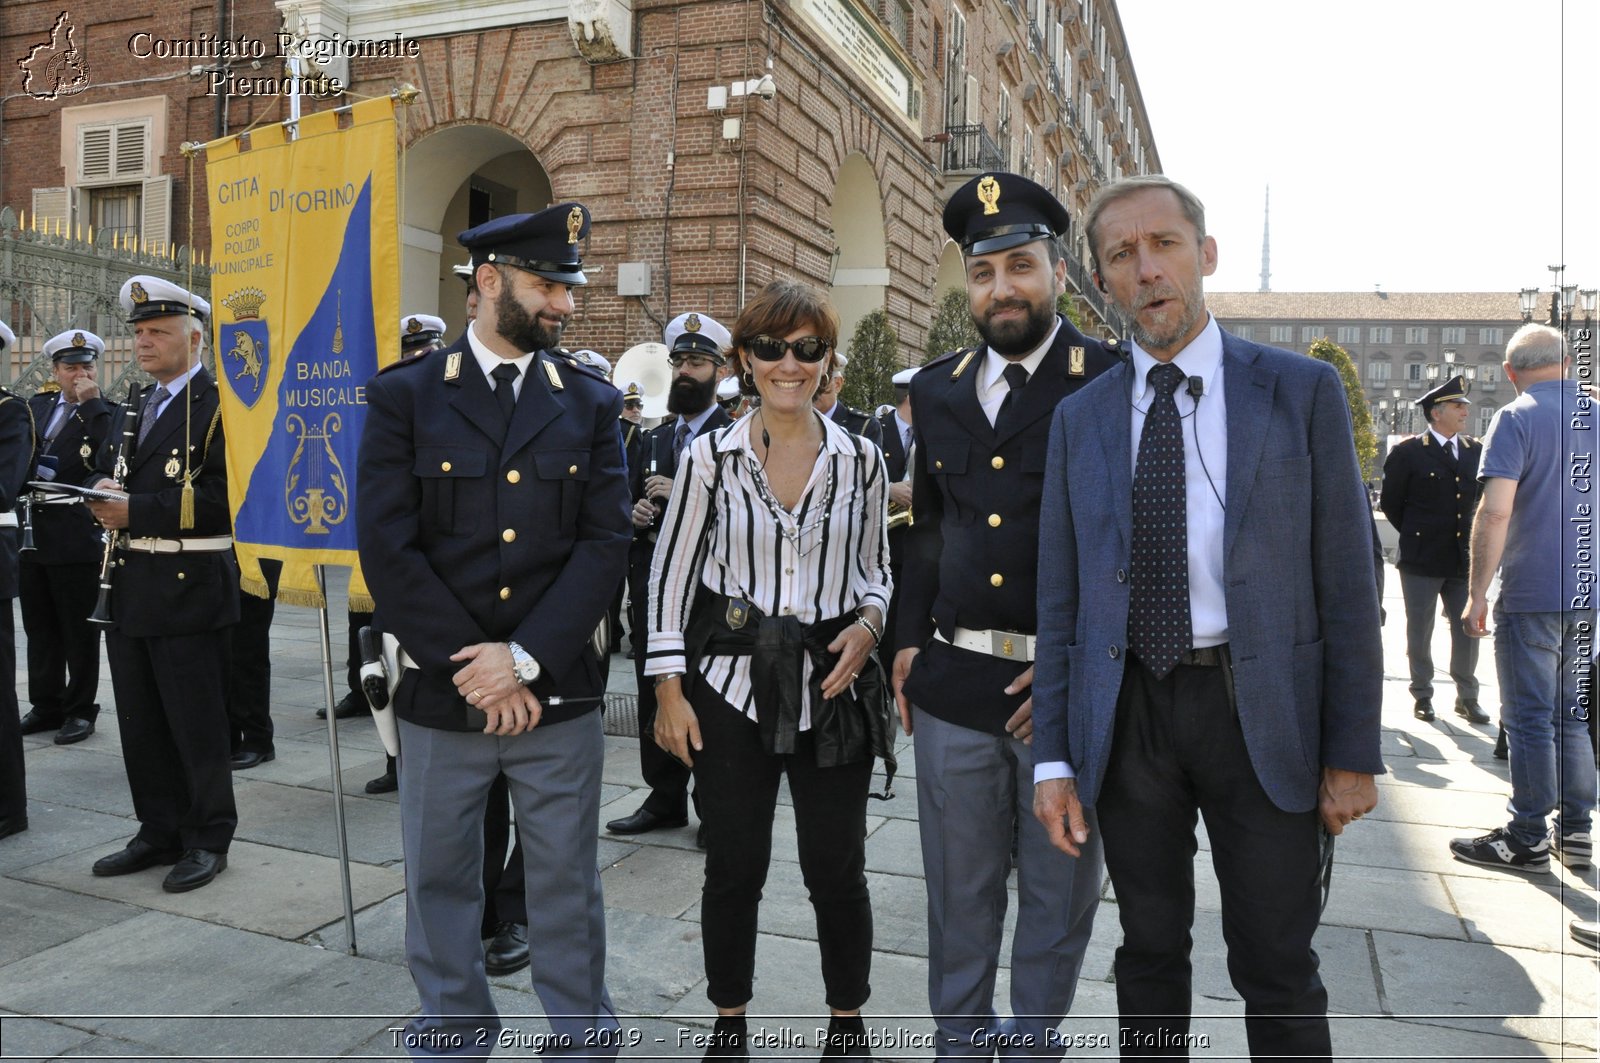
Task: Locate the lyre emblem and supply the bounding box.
[1001,637,1015,657]
[566,206,584,244]
[284,412,349,535]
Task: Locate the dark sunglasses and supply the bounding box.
[746,335,831,363]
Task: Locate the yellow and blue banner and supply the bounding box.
[206,97,399,608]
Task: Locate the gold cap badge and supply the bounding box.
[130,282,149,304]
[976,175,1001,216]
[566,206,584,245]
[405,317,422,335]
[685,313,701,333]
[71,332,86,347]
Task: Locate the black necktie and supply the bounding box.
[491,363,519,424]
[1129,363,1191,679]
[996,363,1029,427]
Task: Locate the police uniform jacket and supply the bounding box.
[630,406,732,550]
[1379,431,1481,579]
[878,410,910,484]
[895,316,1117,734]
[28,387,112,564]
[95,370,240,635]
[826,399,883,448]
[357,336,632,732]
[0,390,32,599]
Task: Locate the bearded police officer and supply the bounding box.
[1379,374,1485,723]
[607,311,731,843]
[358,204,630,1057]
[86,277,239,892]
[892,172,1117,1058]
[20,329,112,746]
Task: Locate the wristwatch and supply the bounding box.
[507,641,541,684]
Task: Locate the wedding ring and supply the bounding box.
[470,688,481,702]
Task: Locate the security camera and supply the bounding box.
[754,74,776,100]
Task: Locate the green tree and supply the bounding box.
[925,288,979,364]
[1307,336,1379,480]
[1056,292,1084,331]
[840,309,898,412]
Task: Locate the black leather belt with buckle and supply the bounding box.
[1178,644,1230,667]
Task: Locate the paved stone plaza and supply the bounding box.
[2,550,1597,1060]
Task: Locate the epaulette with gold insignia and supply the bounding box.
[37,381,62,395]
[377,348,433,375]
[550,352,612,387]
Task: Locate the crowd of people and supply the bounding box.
[0,169,1593,1062]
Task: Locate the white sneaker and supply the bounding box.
[1552,831,1593,870]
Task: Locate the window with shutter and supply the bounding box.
[78,122,149,184]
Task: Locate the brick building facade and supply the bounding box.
[4,0,1160,370]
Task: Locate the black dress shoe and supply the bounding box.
[162,849,227,893]
[821,1015,871,1060]
[696,822,707,850]
[230,749,275,771]
[605,806,688,835]
[1455,698,1491,724]
[484,922,530,976]
[53,718,95,745]
[0,815,28,840]
[364,767,398,794]
[93,838,182,877]
[1413,698,1435,722]
[316,693,364,720]
[702,1016,748,1061]
[18,709,58,736]
[1494,725,1508,760]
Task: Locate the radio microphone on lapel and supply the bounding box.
[1185,373,1225,513]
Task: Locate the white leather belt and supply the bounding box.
[119,535,234,554]
[0,512,16,528]
[935,626,1036,663]
[397,646,420,671]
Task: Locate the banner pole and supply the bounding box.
[317,563,359,954]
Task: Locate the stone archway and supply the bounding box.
[827,154,887,359]
[934,239,965,306]
[402,125,551,335]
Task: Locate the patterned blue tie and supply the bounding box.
[1129,363,1191,678]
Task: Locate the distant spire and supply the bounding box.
[1258,185,1271,293]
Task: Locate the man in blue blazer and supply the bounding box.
[1031,175,1383,1060]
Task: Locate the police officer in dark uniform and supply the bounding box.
[86,277,239,892]
[814,349,884,447]
[878,366,917,650]
[606,311,731,843]
[357,204,630,1057]
[891,172,1118,1055]
[0,318,34,840]
[19,329,111,746]
[1380,374,1485,723]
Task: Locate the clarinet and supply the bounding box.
[87,398,138,626]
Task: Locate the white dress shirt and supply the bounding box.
[976,318,1061,426]
[467,320,536,397]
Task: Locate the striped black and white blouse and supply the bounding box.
[645,412,893,728]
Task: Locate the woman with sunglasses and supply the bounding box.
[646,280,892,1061]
